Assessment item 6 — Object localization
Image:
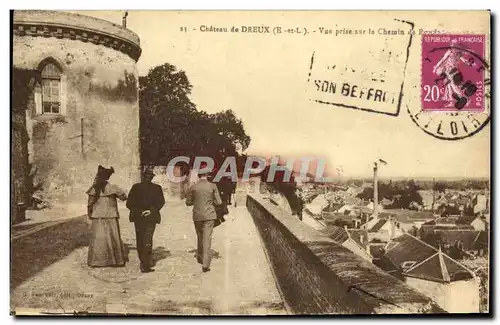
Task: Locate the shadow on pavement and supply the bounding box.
[152,246,171,263]
[11,216,89,290]
[188,249,222,259]
[124,244,172,265]
[11,220,61,238]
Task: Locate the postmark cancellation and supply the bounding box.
[408,33,490,140]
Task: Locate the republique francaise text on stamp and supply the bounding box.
[408,33,490,140]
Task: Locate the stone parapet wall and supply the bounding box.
[246,194,446,314]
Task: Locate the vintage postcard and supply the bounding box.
[11,10,490,315]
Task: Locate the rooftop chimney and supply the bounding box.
[122,11,128,28]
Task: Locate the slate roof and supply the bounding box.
[369,218,388,233]
[348,229,369,248]
[323,225,349,243]
[421,228,483,251]
[383,233,474,283]
[405,251,475,282]
[344,197,361,205]
[321,212,354,222]
[382,209,434,223]
[322,226,369,250]
[369,245,386,259]
[323,203,344,213]
[378,212,395,219]
[435,217,457,225]
[360,207,373,214]
[384,233,436,268]
[419,224,474,239]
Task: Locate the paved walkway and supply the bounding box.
[11,198,286,315]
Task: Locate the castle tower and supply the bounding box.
[13,10,142,204]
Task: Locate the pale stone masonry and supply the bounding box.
[12,10,142,202]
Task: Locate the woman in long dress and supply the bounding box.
[86,165,128,267]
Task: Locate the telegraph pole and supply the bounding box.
[432,177,436,214]
[372,159,387,217]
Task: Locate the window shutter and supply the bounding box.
[60,74,67,115]
[34,83,42,115]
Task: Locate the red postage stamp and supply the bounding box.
[421,34,486,111]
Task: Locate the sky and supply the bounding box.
[75,10,490,178]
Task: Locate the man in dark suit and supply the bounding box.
[185,170,222,272]
[217,176,232,206]
[126,169,165,273]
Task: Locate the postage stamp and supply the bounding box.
[421,34,486,111]
[408,33,490,140]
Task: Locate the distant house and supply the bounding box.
[321,212,361,229]
[473,194,488,214]
[382,233,479,313]
[361,215,404,243]
[420,228,488,258]
[418,190,434,210]
[447,198,471,212]
[434,217,458,226]
[359,206,373,217]
[337,204,354,213]
[346,186,361,197]
[360,182,373,189]
[342,195,359,205]
[322,202,344,213]
[419,224,474,238]
[323,225,372,262]
[304,194,328,216]
[381,209,435,230]
[470,215,488,231]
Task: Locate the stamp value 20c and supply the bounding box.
[421,34,486,111]
[408,33,490,140]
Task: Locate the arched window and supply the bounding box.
[40,63,62,114]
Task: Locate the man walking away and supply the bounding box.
[217,176,232,206]
[185,170,222,272]
[127,169,165,273]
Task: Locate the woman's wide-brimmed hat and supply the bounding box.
[96,165,114,181]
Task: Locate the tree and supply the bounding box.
[356,182,394,202]
[12,68,37,224]
[390,179,423,210]
[209,110,250,152]
[139,63,197,165]
[139,63,251,167]
[433,182,446,193]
